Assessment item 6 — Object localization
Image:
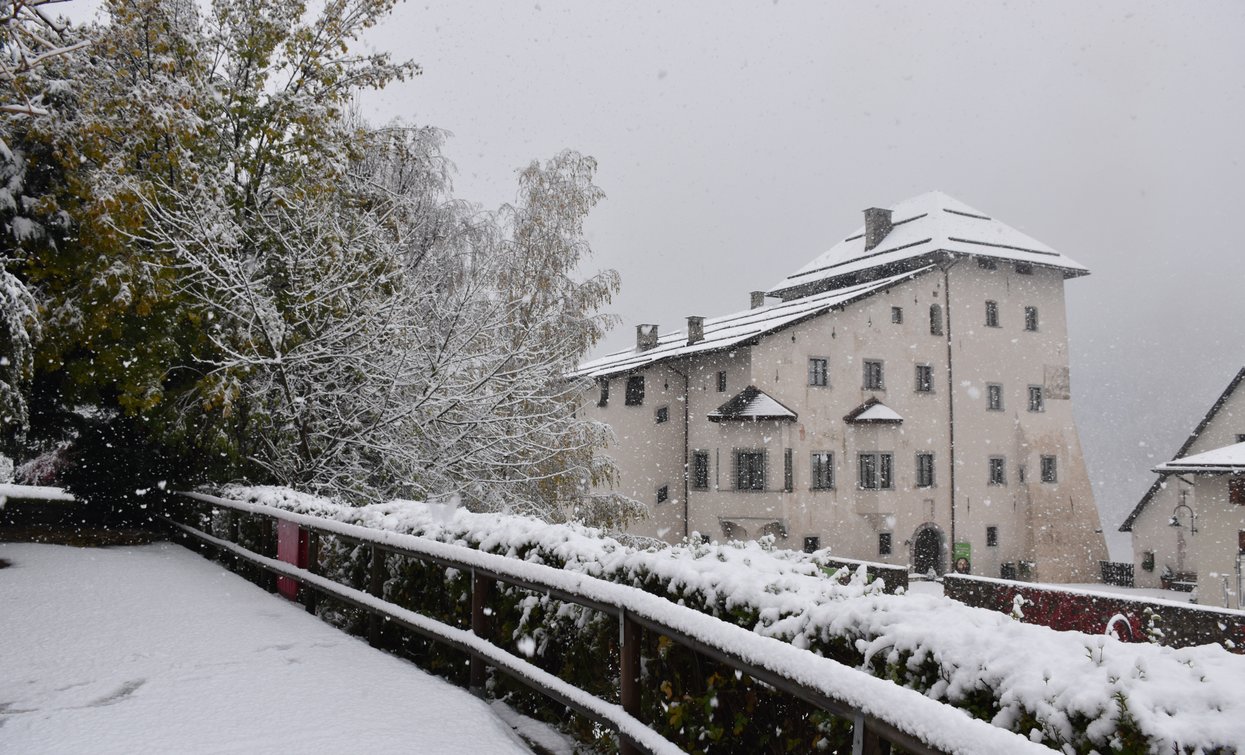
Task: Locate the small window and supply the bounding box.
[878,532,893,556]
[989,456,1006,485]
[1015,262,1033,275]
[783,448,794,493]
[986,526,999,547]
[716,371,727,392]
[978,258,997,270]
[1024,306,1038,332]
[597,379,609,407]
[624,375,645,406]
[858,452,894,490]
[1018,464,1027,483]
[985,300,999,328]
[1230,478,1245,505]
[691,451,710,490]
[735,450,765,491]
[929,303,944,336]
[808,357,828,387]
[811,452,834,490]
[987,383,1003,411]
[916,452,935,488]
[1236,434,1245,444]
[655,406,669,424]
[656,485,669,504]
[891,306,903,324]
[1040,455,1057,483]
[864,360,884,390]
[915,364,933,393]
[803,536,821,554]
[1028,386,1044,412]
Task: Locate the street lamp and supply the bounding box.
[1169,501,1197,534]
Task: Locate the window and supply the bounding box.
[597,379,609,407]
[916,452,935,488]
[863,360,884,390]
[808,357,828,387]
[915,364,933,393]
[716,370,727,392]
[929,304,944,336]
[783,448,794,493]
[1015,262,1033,275]
[1040,455,1058,483]
[978,257,997,270]
[1231,478,1245,505]
[1024,306,1038,332]
[986,526,999,547]
[656,485,668,504]
[891,306,903,324]
[878,532,893,556]
[655,406,669,424]
[624,375,645,406]
[811,452,834,489]
[987,383,1003,411]
[988,456,1006,485]
[803,536,821,553]
[985,300,999,327]
[1018,464,1026,483]
[1236,434,1245,443]
[692,451,710,490]
[858,452,894,490]
[1028,385,1044,412]
[735,450,765,491]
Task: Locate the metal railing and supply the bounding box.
[164,491,1046,755]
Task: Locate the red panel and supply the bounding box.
[276,519,308,600]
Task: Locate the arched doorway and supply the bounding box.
[912,524,944,576]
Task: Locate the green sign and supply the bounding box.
[953,542,972,574]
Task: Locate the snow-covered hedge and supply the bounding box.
[214,486,1245,753]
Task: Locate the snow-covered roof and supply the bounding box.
[844,399,903,424]
[1153,441,1245,474]
[768,191,1089,298]
[571,266,933,379]
[708,386,797,422]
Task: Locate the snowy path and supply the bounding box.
[0,543,532,754]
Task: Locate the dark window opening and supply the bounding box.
[1230,478,1245,505]
[783,448,794,493]
[597,379,609,407]
[655,406,669,424]
[808,357,828,387]
[878,532,893,556]
[986,526,999,547]
[656,485,668,504]
[987,383,1003,411]
[1028,386,1044,412]
[624,375,645,406]
[692,451,710,490]
[859,452,894,490]
[891,306,903,324]
[989,456,1006,485]
[735,450,765,491]
[716,370,727,392]
[985,300,1000,327]
[1040,455,1057,483]
[915,364,933,393]
[811,452,834,489]
[864,360,884,390]
[978,258,997,270]
[803,536,821,553]
[1015,262,1033,275]
[930,304,944,336]
[916,452,935,488]
[1024,306,1038,331]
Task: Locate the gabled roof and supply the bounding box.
[768,191,1089,299]
[844,398,903,424]
[707,386,797,422]
[1153,441,1245,474]
[1120,366,1245,532]
[570,265,934,379]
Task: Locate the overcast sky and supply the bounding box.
[354,1,1245,559]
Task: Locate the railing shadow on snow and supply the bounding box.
[163,491,1046,755]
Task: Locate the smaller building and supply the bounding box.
[1121,367,1245,597]
[1149,443,1245,608]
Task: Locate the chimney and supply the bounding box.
[750,291,767,310]
[686,316,705,345]
[636,323,659,351]
[863,207,893,251]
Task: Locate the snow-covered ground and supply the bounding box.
[0,543,532,754]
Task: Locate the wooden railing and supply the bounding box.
[163,492,1047,755]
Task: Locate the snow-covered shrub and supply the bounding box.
[0,453,12,483]
[204,486,1245,753]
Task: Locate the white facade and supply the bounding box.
[1123,368,1245,593]
[576,193,1108,582]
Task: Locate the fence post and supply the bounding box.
[470,569,494,690]
[368,544,385,647]
[851,713,890,755]
[305,530,319,615]
[619,609,642,755]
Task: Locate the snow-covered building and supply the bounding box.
[1121,367,1245,598]
[575,192,1108,582]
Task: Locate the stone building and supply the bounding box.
[1121,367,1245,596]
[574,192,1108,582]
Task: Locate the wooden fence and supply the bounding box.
[164,491,1046,755]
